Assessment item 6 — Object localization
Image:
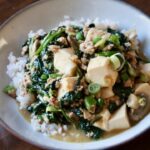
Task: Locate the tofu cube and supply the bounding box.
[58,77,77,100]
[86,56,118,87]
[54,48,77,76]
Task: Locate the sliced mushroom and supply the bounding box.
[127,94,140,109]
[129,83,150,121]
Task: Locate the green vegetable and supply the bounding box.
[110,54,121,70]
[113,83,133,101]
[46,105,59,112]
[41,74,48,80]
[93,36,101,45]
[3,85,16,98]
[108,102,118,113]
[94,38,106,49]
[110,53,125,71]
[88,83,101,94]
[108,34,120,46]
[36,28,65,55]
[84,96,96,111]
[107,28,127,46]
[97,98,104,107]
[121,72,129,81]
[79,118,103,139]
[49,73,62,79]
[60,91,82,107]
[127,63,137,77]
[46,105,71,122]
[96,51,117,57]
[76,31,84,40]
[27,102,47,115]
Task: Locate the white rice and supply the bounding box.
[31,115,67,136]
[6,16,139,136]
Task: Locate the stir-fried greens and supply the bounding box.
[4,23,150,140]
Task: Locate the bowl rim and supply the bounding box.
[0,0,150,149]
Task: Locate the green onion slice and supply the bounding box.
[84,96,96,110]
[88,83,101,94]
[93,36,101,45]
[110,53,125,71]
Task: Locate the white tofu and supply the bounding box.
[108,104,130,131]
[100,87,114,99]
[86,56,118,87]
[93,109,111,131]
[54,48,77,76]
[58,77,77,100]
[141,63,150,76]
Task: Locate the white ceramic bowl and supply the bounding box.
[0,0,150,149]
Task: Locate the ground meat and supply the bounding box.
[48,45,60,52]
[80,41,95,55]
[57,37,68,45]
[125,51,137,68]
[124,79,134,88]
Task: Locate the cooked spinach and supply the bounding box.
[60,91,83,107]
[113,83,133,101]
[107,28,127,47]
[79,118,103,139]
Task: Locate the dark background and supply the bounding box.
[0,0,150,150]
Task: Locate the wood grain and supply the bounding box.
[0,0,150,150]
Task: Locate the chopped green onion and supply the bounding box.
[41,74,48,80]
[46,105,59,112]
[46,105,71,122]
[110,53,125,71]
[96,51,117,57]
[94,38,106,49]
[84,96,96,111]
[88,83,101,94]
[109,34,120,46]
[128,63,137,77]
[93,36,101,45]
[36,28,65,55]
[76,31,84,40]
[49,73,62,79]
[3,85,16,98]
[110,55,121,70]
[97,98,104,107]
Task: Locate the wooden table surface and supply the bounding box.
[0,0,150,150]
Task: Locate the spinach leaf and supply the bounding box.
[79,118,103,139]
